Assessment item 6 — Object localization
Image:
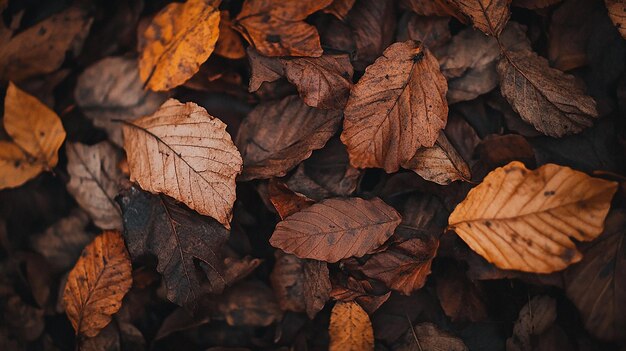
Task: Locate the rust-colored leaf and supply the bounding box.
[450,0,511,37]
[323,0,356,20]
[606,0,626,39]
[268,179,315,219]
[215,10,246,59]
[329,301,374,351]
[404,132,471,185]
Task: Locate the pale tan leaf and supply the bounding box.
[270,197,401,263]
[606,0,626,39]
[449,161,617,273]
[341,41,448,173]
[404,132,471,185]
[122,99,242,228]
[139,0,220,91]
[63,231,132,337]
[329,301,374,351]
[450,0,511,37]
[497,49,598,137]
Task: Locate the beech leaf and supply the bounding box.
[605,0,626,39]
[404,132,471,185]
[450,0,511,37]
[329,301,374,351]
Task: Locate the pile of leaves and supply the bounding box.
[0,0,625,350]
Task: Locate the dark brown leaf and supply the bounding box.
[347,0,396,70]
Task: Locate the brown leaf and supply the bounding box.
[270,197,401,262]
[512,0,561,8]
[341,41,448,173]
[0,82,66,189]
[449,161,618,273]
[404,15,451,50]
[5,295,45,342]
[404,132,471,185]
[506,296,557,351]
[281,54,353,109]
[606,0,626,39]
[436,264,488,323]
[395,322,468,351]
[235,95,341,181]
[138,0,220,91]
[74,56,167,147]
[215,11,246,60]
[63,231,132,337]
[347,0,396,70]
[329,301,374,351]
[497,49,599,137]
[66,142,125,230]
[122,99,242,228]
[565,210,626,341]
[450,0,511,37]
[400,0,467,22]
[216,281,283,327]
[117,186,229,310]
[330,275,391,314]
[247,47,284,92]
[323,0,356,20]
[233,0,331,57]
[268,180,315,219]
[0,7,92,81]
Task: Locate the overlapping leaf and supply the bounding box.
[329,301,374,351]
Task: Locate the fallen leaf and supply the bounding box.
[347,0,396,70]
[497,49,599,137]
[74,56,167,147]
[395,322,468,351]
[281,55,353,109]
[268,179,315,219]
[403,15,451,51]
[270,197,401,262]
[506,296,557,351]
[235,95,341,181]
[605,0,626,39]
[330,275,391,314]
[404,132,471,185]
[215,11,246,59]
[0,6,92,81]
[233,0,331,57]
[122,98,242,228]
[450,0,511,37]
[436,263,488,323]
[216,281,283,326]
[0,82,66,189]
[117,186,229,310]
[329,301,374,351]
[513,0,562,8]
[565,210,626,341]
[63,231,132,337]
[138,0,220,91]
[323,0,356,20]
[247,47,284,92]
[66,142,125,230]
[449,161,617,273]
[341,41,448,172]
[5,295,44,342]
[401,0,467,22]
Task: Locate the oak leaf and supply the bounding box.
[270,197,401,262]
[233,0,331,57]
[122,98,242,228]
[329,301,374,351]
[63,231,132,337]
[449,161,617,273]
[117,186,229,310]
[450,0,511,37]
[138,0,220,91]
[605,0,626,39]
[66,142,125,230]
[497,49,598,137]
[0,82,66,189]
[235,96,341,181]
[341,41,448,173]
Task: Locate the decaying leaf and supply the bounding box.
[270,197,401,262]
[565,210,626,341]
[449,161,617,273]
[395,322,468,351]
[233,0,331,57]
[74,56,167,147]
[63,231,132,337]
[506,296,557,351]
[329,301,374,351]
[117,186,229,310]
[139,0,221,91]
[0,82,66,189]
[66,142,125,230]
[235,95,341,181]
[0,6,92,81]
[605,0,626,39]
[341,41,448,173]
[122,99,242,228]
[497,49,599,137]
[404,132,471,185]
[450,0,511,37]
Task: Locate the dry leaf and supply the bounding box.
[139,0,220,91]
[341,41,448,173]
[450,0,511,37]
[436,264,488,323]
[268,180,315,219]
[400,0,467,22]
[247,47,284,92]
[66,142,124,230]
[117,186,229,310]
[323,0,356,20]
[396,322,468,351]
[233,0,331,57]
[565,210,626,341]
[217,281,283,326]
[63,231,132,337]
[497,49,599,137]
[404,15,451,51]
[74,56,167,147]
[0,7,92,81]
[449,161,617,273]
[215,10,246,59]
[330,275,391,314]
[235,95,341,181]
[404,132,471,185]
[347,0,396,70]
[605,0,626,39]
[122,98,242,228]
[329,301,374,351]
[0,82,66,189]
[513,0,562,8]
[270,197,400,262]
[506,296,557,351]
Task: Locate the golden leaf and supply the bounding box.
[63,231,132,337]
[329,301,374,351]
[449,161,617,273]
